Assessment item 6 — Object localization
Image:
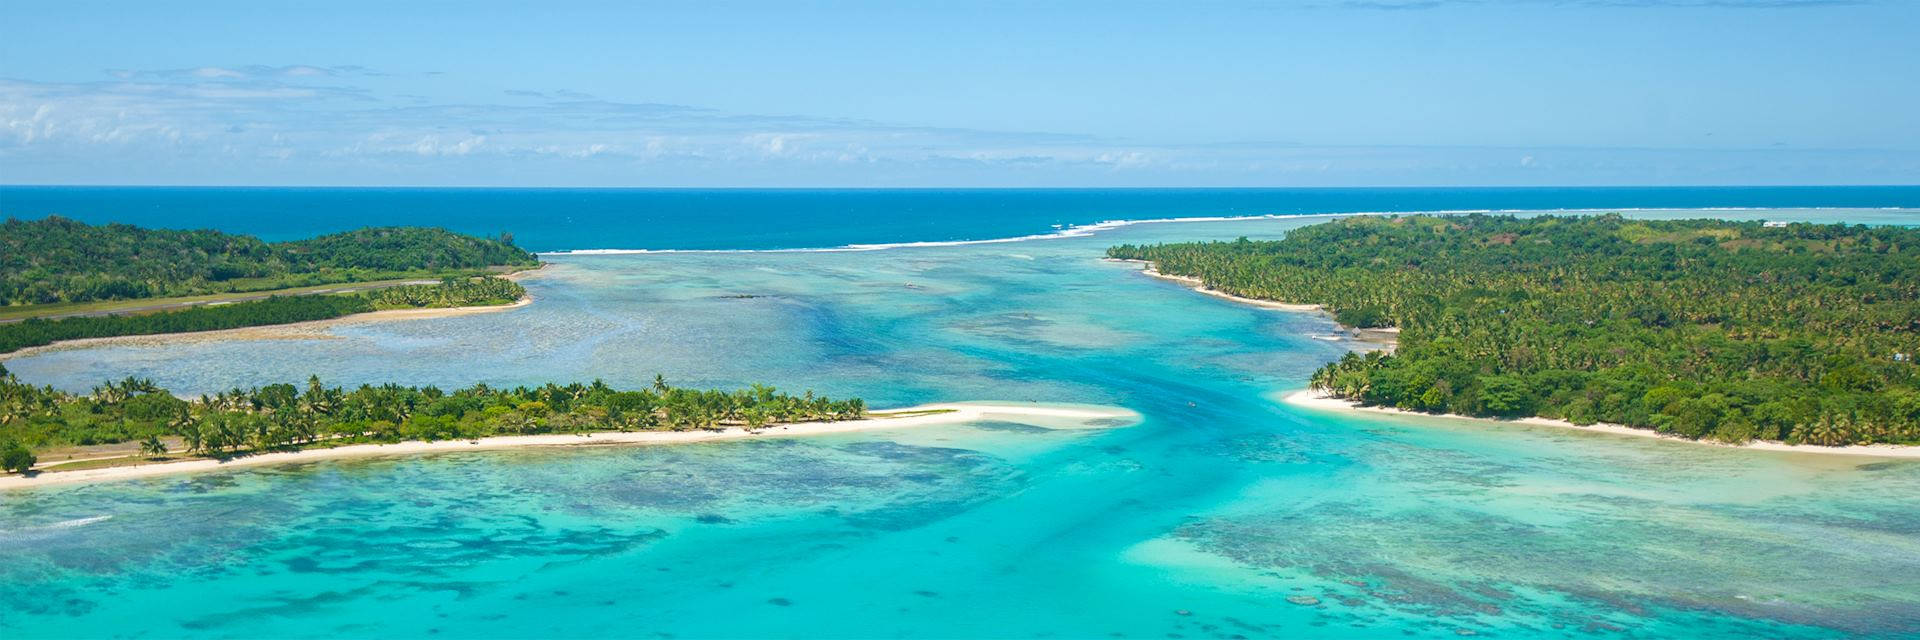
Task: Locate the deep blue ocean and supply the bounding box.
[3,185,1917,251]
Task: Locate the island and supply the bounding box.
[2,216,538,305]
[0,218,1146,486]
[1109,214,1920,448]
[0,363,1140,489]
[0,368,877,481]
[0,218,541,354]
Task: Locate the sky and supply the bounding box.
[1,0,1916,187]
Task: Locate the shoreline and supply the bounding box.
[1281,389,1920,459]
[1108,258,1399,352]
[1,296,535,360]
[2,264,550,361]
[0,402,1142,491]
[502,262,551,281]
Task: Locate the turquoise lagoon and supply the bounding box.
[3,209,1919,638]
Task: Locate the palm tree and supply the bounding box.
[140,434,168,458]
[168,411,202,452]
[1795,415,1846,447]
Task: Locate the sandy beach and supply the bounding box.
[1282,388,1920,459]
[2,264,549,360]
[1110,258,1398,352]
[0,296,534,360]
[1109,258,1322,311]
[0,402,1140,490]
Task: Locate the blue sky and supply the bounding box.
[1,0,1915,187]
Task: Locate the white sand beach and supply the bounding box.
[1108,258,1323,311]
[1282,388,1920,459]
[0,402,1141,490]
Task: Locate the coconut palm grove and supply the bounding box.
[1109,214,1920,445]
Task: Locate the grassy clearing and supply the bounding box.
[0,265,533,322]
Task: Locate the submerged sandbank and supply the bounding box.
[1282,389,1920,459]
[0,402,1141,490]
[1108,259,1397,352]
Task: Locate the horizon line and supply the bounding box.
[6,184,1920,191]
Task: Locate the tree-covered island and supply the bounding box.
[1,217,538,306]
[0,218,542,353]
[1109,214,1919,446]
[0,367,866,475]
[0,276,527,354]
[0,219,878,477]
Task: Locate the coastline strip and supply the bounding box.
[1110,258,1324,312]
[0,402,1140,491]
[1110,258,1399,352]
[1,264,549,359]
[1281,389,1920,459]
[0,297,533,360]
[0,264,543,324]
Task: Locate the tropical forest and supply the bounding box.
[1107,214,1920,445]
[0,366,867,474]
[0,276,527,355]
[0,216,538,306]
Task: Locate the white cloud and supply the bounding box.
[398,135,486,156]
[0,68,1914,186]
[105,65,373,81]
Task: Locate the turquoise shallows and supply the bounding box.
[2,206,1918,638]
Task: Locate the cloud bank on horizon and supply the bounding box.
[1,1,1914,187]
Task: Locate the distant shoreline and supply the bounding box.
[1,265,549,360]
[0,402,1142,490]
[0,296,533,360]
[533,205,1918,255]
[1281,388,1920,459]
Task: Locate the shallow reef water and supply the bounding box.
[3,209,1918,638]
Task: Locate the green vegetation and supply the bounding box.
[1,439,32,473]
[0,277,525,354]
[362,275,524,309]
[0,372,866,472]
[1,217,538,306]
[1109,214,1920,446]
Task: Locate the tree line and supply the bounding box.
[1109,214,1920,446]
[0,277,526,354]
[0,217,538,306]
[0,366,866,473]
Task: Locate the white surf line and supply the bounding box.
[540,212,1400,255]
[536,207,1919,256]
